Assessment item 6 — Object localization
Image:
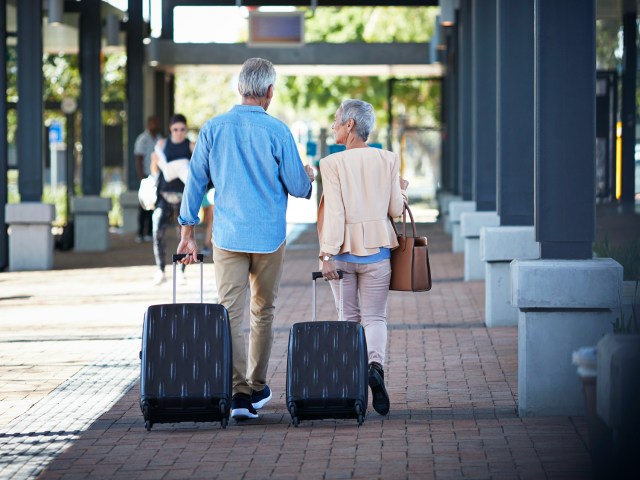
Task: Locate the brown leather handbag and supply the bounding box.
[389,202,432,292]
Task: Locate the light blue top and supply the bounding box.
[335,247,391,264]
[178,105,312,253]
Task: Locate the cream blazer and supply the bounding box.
[317,147,406,258]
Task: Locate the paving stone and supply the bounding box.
[0,223,596,479]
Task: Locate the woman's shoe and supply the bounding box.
[368,362,390,415]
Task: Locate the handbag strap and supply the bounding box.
[390,201,418,238]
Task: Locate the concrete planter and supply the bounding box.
[593,334,640,475]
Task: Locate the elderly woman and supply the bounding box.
[317,99,409,416]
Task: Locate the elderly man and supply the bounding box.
[177,57,315,420]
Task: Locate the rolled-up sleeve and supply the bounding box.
[388,152,405,218]
[278,133,312,199]
[178,131,210,226]
[319,156,345,255]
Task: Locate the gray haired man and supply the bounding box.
[178,58,315,420]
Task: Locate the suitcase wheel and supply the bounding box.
[288,403,299,427]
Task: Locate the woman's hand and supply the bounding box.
[305,164,316,183]
[400,176,409,190]
[321,255,339,281]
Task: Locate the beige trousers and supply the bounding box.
[329,259,391,366]
[212,242,285,396]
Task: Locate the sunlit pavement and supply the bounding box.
[0,209,598,479]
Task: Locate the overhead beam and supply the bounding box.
[170,1,438,6]
[148,40,432,68]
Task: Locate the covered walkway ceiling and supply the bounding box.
[5,0,637,73]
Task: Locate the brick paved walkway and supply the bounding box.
[0,222,593,479]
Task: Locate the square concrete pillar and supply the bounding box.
[5,203,55,271]
[460,211,499,281]
[480,226,540,327]
[120,191,140,234]
[449,201,475,253]
[512,258,622,416]
[72,196,112,252]
[437,192,460,235]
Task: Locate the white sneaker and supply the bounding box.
[152,270,166,286]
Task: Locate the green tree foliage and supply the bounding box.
[175,71,239,131]
[304,6,434,43]
[293,6,440,132]
[175,6,441,136]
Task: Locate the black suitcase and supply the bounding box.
[140,254,232,430]
[286,271,368,426]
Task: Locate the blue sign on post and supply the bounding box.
[327,144,346,154]
[49,121,63,144]
[306,141,317,157]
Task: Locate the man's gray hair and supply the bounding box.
[339,99,376,141]
[238,58,276,98]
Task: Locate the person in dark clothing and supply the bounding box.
[150,114,195,285]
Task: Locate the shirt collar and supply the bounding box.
[232,104,267,114]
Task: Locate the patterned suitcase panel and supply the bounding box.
[140,303,231,425]
[286,321,368,423]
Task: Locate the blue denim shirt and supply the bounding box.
[178,105,312,253]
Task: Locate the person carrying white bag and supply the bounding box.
[149,113,195,286]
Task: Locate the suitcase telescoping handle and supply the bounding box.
[311,270,344,322]
[172,254,204,304]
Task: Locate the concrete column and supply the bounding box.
[450,200,475,253]
[72,196,112,252]
[512,258,622,416]
[480,226,539,326]
[460,211,499,281]
[5,203,55,271]
[119,191,139,234]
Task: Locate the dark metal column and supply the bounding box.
[17,0,43,202]
[154,71,168,131]
[161,0,174,40]
[79,0,103,196]
[127,0,144,190]
[471,0,497,212]
[0,0,7,271]
[535,0,595,259]
[444,23,459,194]
[497,0,534,226]
[440,58,449,191]
[457,0,472,201]
[620,9,637,205]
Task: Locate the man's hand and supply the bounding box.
[176,226,199,264]
[305,164,316,183]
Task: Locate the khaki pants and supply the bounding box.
[212,242,285,396]
[330,259,391,366]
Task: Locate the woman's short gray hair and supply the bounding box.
[238,58,276,98]
[339,99,376,141]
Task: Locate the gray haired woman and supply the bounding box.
[317,99,409,416]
